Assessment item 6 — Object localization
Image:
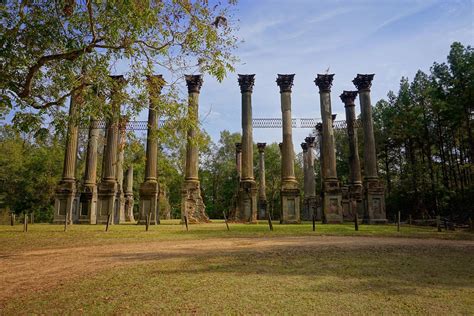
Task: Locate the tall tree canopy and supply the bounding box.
[0,0,238,134]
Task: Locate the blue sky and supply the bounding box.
[177,0,472,147]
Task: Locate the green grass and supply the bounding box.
[1,222,473,314]
[0,220,472,254]
[2,232,473,314]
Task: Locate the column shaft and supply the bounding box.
[281,92,296,182]
[258,149,266,201]
[185,92,199,181]
[341,91,362,185]
[360,90,378,179]
[62,91,81,181]
[84,119,99,185]
[241,91,254,180]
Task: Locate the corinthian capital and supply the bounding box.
[185,74,203,94]
[146,75,166,95]
[339,90,358,105]
[301,142,308,152]
[314,74,334,92]
[276,74,295,93]
[238,74,256,93]
[257,142,266,152]
[353,74,374,91]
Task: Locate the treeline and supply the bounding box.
[371,42,473,220]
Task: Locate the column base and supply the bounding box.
[124,192,135,223]
[138,181,159,225]
[281,181,300,224]
[53,180,76,224]
[96,181,117,224]
[302,196,319,221]
[181,180,209,224]
[363,178,387,224]
[237,180,258,223]
[322,179,343,223]
[114,191,126,224]
[258,199,267,220]
[78,184,97,224]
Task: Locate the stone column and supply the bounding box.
[257,143,267,219]
[114,117,127,224]
[314,74,342,223]
[181,74,209,223]
[237,74,257,223]
[78,119,99,224]
[124,165,135,222]
[302,137,319,221]
[54,89,82,224]
[353,74,386,223]
[235,143,242,181]
[340,91,363,221]
[276,74,300,224]
[139,75,163,225]
[97,75,125,224]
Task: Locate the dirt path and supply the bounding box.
[0,236,472,305]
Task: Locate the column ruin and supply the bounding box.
[314,74,343,223]
[277,74,300,224]
[54,89,82,224]
[302,136,319,221]
[257,142,267,220]
[124,165,135,222]
[340,91,363,221]
[78,118,99,224]
[96,75,125,224]
[237,74,257,223]
[353,74,386,223]
[181,75,209,223]
[114,117,127,224]
[139,75,163,225]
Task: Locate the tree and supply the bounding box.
[1,0,238,136]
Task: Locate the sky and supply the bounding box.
[172,0,473,149]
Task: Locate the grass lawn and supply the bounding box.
[0,221,473,314]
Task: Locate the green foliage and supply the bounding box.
[0,125,63,221]
[373,42,473,220]
[0,0,239,140]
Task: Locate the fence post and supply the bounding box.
[10,213,15,226]
[23,214,28,232]
[184,215,189,231]
[267,212,273,231]
[409,214,412,226]
[105,213,111,232]
[223,211,230,231]
[436,215,441,232]
[312,213,316,232]
[397,211,400,232]
[355,213,359,231]
[64,212,68,232]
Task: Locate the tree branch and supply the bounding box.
[86,0,96,41]
[30,83,88,110]
[18,38,103,99]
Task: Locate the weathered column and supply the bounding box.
[314,74,342,223]
[353,74,386,223]
[114,117,127,224]
[181,74,209,223]
[237,74,257,223]
[124,165,135,222]
[235,142,242,181]
[277,74,300,224]
[257,143,267,220]
[139,75,163,225]
[302,137,318,221]
[78,119,99,224]
[96,75,125,224]
[340,91,363,221]
[315,123,324,221]
[54,89,82,224]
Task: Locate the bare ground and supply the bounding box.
[1,236,473,307]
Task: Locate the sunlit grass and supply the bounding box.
[0,220,472,254]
